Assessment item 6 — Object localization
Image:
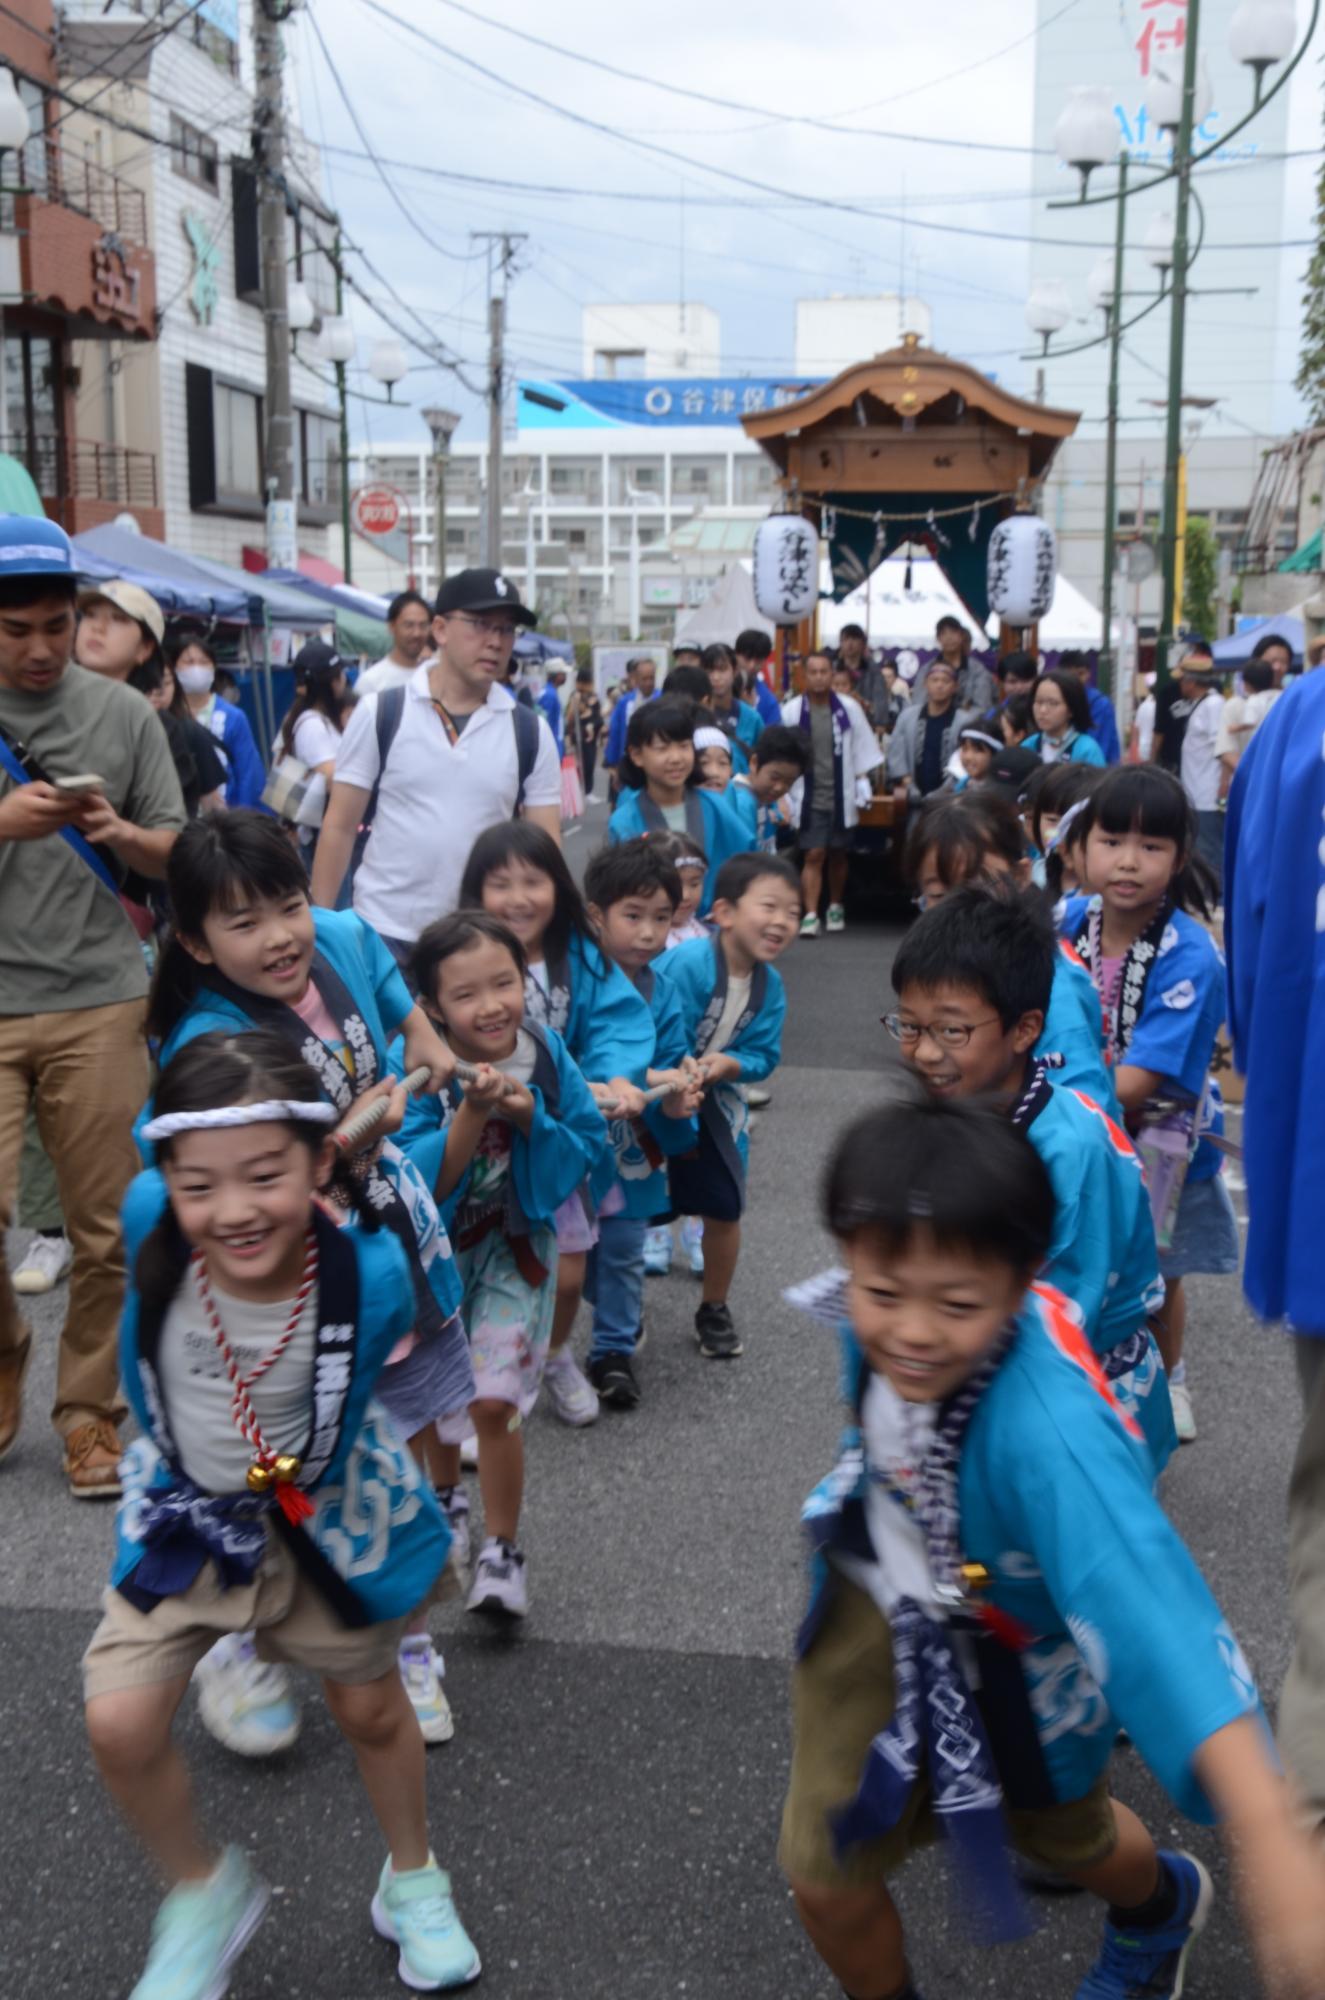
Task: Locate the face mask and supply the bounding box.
[176,664,214,695]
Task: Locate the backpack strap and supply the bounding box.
[345,686,406,889]
[512,699,541,811]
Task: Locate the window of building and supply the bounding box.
[170,116,219,191]
[593,350,645,379]
[300,411,340,507]
[3,332,62,493]
[733,455,777,504]
[547,459,602,503]
[293,209,338,319]
[672,456,727,503]
[610,458,663,504]
[213,380,262,496]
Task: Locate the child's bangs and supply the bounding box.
[1089,767,1189,845]
[635,714,693,749]
[168,813,307,935]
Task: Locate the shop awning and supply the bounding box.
[1279,527,1322,574]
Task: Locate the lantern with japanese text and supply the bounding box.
[987,514,1056,628]
[753,513,819,626]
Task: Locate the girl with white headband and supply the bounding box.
[83,1030,481,2000]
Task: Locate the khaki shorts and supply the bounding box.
[778,1577,1117,1890]
[83,1528,407,1702]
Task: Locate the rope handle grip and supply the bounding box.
[334,1060,532,1155]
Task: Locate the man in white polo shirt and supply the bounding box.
[311,568,561,961]
[355,588,434,697]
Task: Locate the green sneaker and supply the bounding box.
[371,1854,481,1990]
[130,1846,268,2000]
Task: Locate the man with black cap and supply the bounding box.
[311,568,561,959]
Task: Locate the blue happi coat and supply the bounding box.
[608,786,750,917]
[602,961,699,1219]
[654,933,785,1186]
[145,906,461,1323]
[201,694,266,810]
[1225,671,1325,1330]
[1018,1069,1173,1471]
[1060,895,1227,1182]
[800,1284,1264,1818]
[522,930,655,1113]
[392,1019,613,1234]
[111,1177,448,1627]
[1037,940,1118,1115]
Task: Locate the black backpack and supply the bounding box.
[347,687,543,889]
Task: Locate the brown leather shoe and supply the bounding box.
[0,1336,31,1461]
[63,1418,123,1499]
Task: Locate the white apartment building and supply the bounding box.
[348,295,933,639]
[60,0,340,567]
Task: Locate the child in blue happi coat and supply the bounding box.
[398,913,612,1620]
[904,788,1116,1112]
[654,851,800,1359]
[581,840,705,1407]
[727,723,810,855]
[888,885,1175,1473]
[782,1093,1325,2000]
[608,697,749,916]
[1060,766,1237,1446]
[145,812,467,1749]
[458,819,653,1426]
[85,1033,480,2000]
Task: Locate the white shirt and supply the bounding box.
[708,972,752,1053]
[158,1264,318,1495]
[1135,693,1156,763]
[291,710,341,769]
[1180,690,1222,810]
[355,654,432,698]
[334,664,561,943]
[779,691,883,829]
[837,1374,944,1617]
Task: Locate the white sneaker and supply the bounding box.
[1169,1379,1197,1444]
[541,1348,600,1427]
[799,913,821,938]
[398,1637,455,1744]
[825,904,846,934]
[194,1632,301,1757]
[466,1537,528,1619]
[12,1232,72,1295]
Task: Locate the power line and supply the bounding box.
[302,6,482,267]
[45,0,213,136]
[412,0,1056,157]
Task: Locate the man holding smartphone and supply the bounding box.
[0,518,184,1497]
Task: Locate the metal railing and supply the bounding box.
[4,143,148,246]
[9,436,158,508]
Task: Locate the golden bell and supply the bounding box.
[959,1562,992,1592]
[272,1454,302,1486]
[246,1460,274,1494]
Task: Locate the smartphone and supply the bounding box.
[54,774,106,795]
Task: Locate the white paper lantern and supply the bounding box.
[753,514,819,626]
[987,515,1057,627]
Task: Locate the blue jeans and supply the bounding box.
[585,1213,647,1360]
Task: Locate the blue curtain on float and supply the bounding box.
[815,491,1011,629]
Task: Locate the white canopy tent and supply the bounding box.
[817,551,989,648]
[672,561,772,647]
[1036,572,1117,649]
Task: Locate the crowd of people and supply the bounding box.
[1,508,1323,2000]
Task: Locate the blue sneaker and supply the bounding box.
[1074,1850,1214,1998]
[194,1632,301,1758]
[679,1216,705,1276]
[372,1854,481,1990]
[642,1225,672,1275]
[130,1846,268,2000]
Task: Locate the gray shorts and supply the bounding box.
[799,809,849,853]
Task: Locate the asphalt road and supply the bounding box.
[0,837,1301,2000]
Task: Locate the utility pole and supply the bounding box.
[333,231,351,584]
[254,0,296,569]
[472,232,526,570]
[1099,151,1129,699]
[1155,0,1201,686]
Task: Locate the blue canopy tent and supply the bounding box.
[71,536,250,620]
[261,569,391,660]
[1211,612,1305,668]
[514,629,575,664]
[72,524,335,752]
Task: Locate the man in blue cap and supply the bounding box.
[0,516,185,1496]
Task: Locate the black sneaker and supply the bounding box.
[695,1302,743,1359]
[587,1352,641,1409]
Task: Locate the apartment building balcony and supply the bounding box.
[9,435,164,537]
[6,144,156,340]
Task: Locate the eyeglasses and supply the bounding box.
[451,613,518,640]
[881,1013,1001,1051]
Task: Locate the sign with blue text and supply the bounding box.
[517,376,824,431]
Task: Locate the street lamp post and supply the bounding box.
[1098,153,1129,697]
[319,241,357,583]
[421,406,460,601]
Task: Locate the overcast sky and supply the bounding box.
[286,0,1323,448]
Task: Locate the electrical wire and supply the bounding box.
[45,0,215,136]
[411,0,1057,157]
